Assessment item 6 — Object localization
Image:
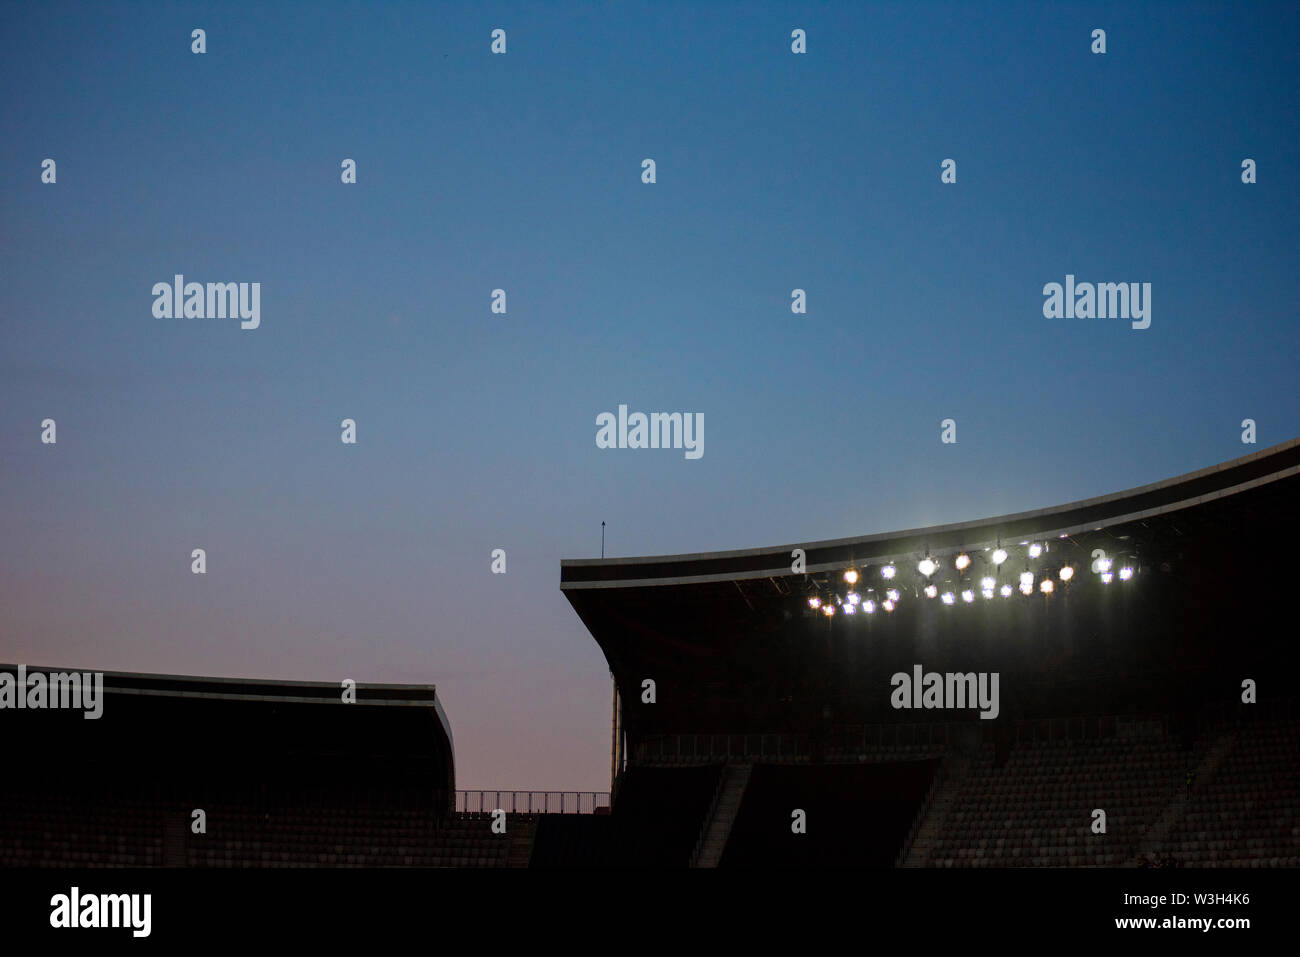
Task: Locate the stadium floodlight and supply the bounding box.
[881,564,896,580]
[1101,571,1114,584]
[1028,543,1043,558]
[1119,566,1134,581]
[961,589,974,603]
[981,588,994,600]
[980,576,996,590]
[1019,571,1034,588]
[808,596,821,609]
[1040,579,1054,594]
[882,599,895,612]
[863,599,876,614]
[992,548,1008,565]
[918,557,938,577]
[955,553,971,571]
[886,588,900,602]
[924,584,938,598]
[844,568,859,585]
[847,592,860,606]
[1059,566,1074,582]
[1000,584,1013,597]
[941,591,955,605]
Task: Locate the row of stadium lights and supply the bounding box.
[808,541,1135,618]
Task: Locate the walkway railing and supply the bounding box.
[455,790,609,815]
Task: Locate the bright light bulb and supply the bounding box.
[808,597,820,609]
[1020,571,1034,588]
[955,553,971,571]
[1028,543,1042,558]
[844,569,859,585]
[980,576,995,590]
[1000,584,1013,597]
[864,600,876,614]
[886,589,899,602]
[847,592,860,605]
[881,564,896,580]
[882,599,895,612]
[918,557,937,577]
[844,603,856,615]
[981,588,994,600]
[992,548,1008,565]
[822,604,835,616]
[1101,572,1113,584]
[961,589,974,603]
[941,592,955,605]
[924,584,938,598]
[1059,566,1074,582]
[1119,566,1134,581]
[1040,579,1054,594]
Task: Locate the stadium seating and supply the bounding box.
[1165,717,1299,867]
[928,730,1184,867]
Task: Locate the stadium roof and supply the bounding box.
[560,437,1300,736]
[0,665,456,791]
[562,437,1300,590]
[1,664,444,709]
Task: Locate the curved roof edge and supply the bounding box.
[561,437,1300,590]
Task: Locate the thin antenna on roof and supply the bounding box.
[601,521,606,559]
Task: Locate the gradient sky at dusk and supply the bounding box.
[2,1,1298,790]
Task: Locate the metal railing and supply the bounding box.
[634,723,955,764]
[455,790,609,815]
[895,759,946,867]
[690,768,730,868]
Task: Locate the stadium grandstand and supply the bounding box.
[3,440,1297,869]
[556,438,1300,867]
[0,669,590,868]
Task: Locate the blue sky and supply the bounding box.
[2,1,1297,789]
